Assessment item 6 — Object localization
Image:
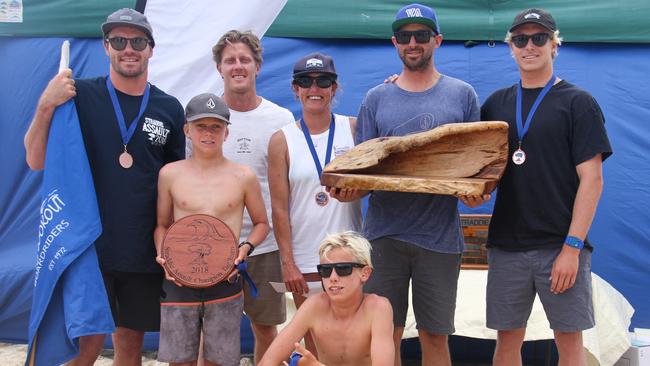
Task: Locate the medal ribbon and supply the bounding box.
[236,261,258,298]
[289,351,303,366]
[300,113,336,179]
[106,77,150,147]
[515,75,556,145]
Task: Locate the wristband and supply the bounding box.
[564,235,584,250]
[239,240,255,256]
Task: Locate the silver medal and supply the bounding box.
[512,148,526,165]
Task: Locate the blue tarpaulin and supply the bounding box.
[1,37,649,348]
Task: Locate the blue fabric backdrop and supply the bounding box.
[1,36,648,345]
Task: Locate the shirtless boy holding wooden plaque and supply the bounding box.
[154,92,269,366]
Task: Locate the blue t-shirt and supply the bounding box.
[74,77,185,272]
[356,75,480,253]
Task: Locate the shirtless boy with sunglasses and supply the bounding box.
[258,232,394,366]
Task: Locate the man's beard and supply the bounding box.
[111,57,148,78]
[399,47,432,72]
[115,67,145,78]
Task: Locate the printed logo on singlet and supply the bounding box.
[388,113,437,136]
[236,137,252,154]
[334,146,351,157]
[142,117,170,146]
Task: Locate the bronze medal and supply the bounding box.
[315,191,329,206]
[161,214,238,288]
[119,151,133,169]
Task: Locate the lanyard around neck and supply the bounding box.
[106,77,150,146]
[299,113,336,178]
[515,75,556,143]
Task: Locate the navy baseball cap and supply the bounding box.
[292,52,337,78]
[392,3,440,34]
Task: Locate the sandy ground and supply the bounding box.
[0,343,254,365]
[0,343,162,365]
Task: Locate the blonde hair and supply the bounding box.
[505,29,563,58]
[319,231,373,268]
[212,30,263,66]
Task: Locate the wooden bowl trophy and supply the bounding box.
[160,214,238,288]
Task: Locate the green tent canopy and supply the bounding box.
[1,1,649,42]
[268,0,650,43]
[0,0,134,37]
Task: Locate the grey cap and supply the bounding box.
[185,93,230,124]
[102,8,155,47]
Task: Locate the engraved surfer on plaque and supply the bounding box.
[160,214,238,288]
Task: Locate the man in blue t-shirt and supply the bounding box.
[331,3,483,365]
[24,8,185,365]
[481,9,612,365]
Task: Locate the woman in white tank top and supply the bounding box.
[268,53,362,354]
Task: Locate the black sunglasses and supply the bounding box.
[394,30,434,44]
[293,76,336,89]
[105,36,152,51]
[317,262,365,278]
[511,33,550,48]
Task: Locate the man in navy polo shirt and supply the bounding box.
[25,8,185,366]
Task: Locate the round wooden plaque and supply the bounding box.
[161,214,238,288]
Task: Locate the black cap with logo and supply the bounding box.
[509,8,557,32]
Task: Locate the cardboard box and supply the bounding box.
[615,344,650,366]
[459,214,490,270]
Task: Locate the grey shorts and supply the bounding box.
[243,250,287,325]
[364,237,461,335]
[158,293,244,365]
[486,247,594,332]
